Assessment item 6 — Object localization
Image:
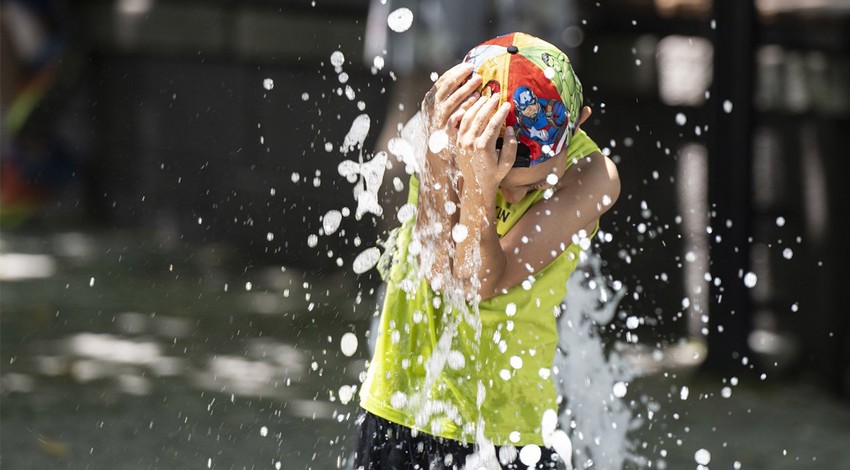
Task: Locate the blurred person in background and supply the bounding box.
[1,0,79,226]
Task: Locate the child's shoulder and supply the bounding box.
[566,129,602,164]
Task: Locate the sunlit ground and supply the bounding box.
[2,229,849,469]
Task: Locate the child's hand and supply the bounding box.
[455,94,517,195]
[421,63,482,164]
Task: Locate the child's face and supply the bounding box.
[498,152,568,204]
[497,104,592,204]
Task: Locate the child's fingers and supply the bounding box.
[437,74,482,126]
[457,95,490,139]
[479,101,511,147]
[498,125,518,171]
[467,96,505,147]
[433,62,474,102]
[424,62,473,112]
[447,95,479,134]
[461,95,501,144]
[436,76,481,128]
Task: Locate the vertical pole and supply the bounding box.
[704,0,758,374]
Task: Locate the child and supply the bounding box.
[354,32,620,469]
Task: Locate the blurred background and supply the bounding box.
[1,0,849,468]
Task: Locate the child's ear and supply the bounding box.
[577,105,592,128]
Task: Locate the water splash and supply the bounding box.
[554,254,644,470]
[337,114,387,220]
[387,7,414,33]
[352,247,381,274]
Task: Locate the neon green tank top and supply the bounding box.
[359,130,600,446]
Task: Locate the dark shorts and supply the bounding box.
[352,410,560,469]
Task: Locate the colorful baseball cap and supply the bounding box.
[462,32,583,167]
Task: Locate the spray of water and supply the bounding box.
[554,254,645,470]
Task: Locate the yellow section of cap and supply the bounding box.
[474,52,511,106]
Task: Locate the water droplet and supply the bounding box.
[743,272,758,288]
[723,100,733,113]
[447,351,466,369]
[387,7,414,33]
[266,232,274,241]
[352,247,381,274]
[340,332,358,357]
[338,385,354,404]
[519,444,541,466]
[444,200,457,215]
[260,426,268,437]
[782,248,793,259]
[263,78,274,90]
[373,55,385,70]
[509,356,523,369]
[307,234,318,247]
[546,173,559,186]
[389,205,413,225]
[451,224,468,243]
[680,385,690,400]
[540,409,558,436]
[776,216,786,227]
[428,130,449,153]
[613,381,628,398]
[322,210,343,235]
[342,114,371,153]
[626,316,639,329]
[390,391,407,409]
[505,303,517,317]
[330,51,345,67]
[675,112,687,126]
[301,92,310,101]
[695,448,711,465]
[721,386,732,398]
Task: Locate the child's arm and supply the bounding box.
[413,63,482,291]
[451,96,517,299]
[494,153,620,295]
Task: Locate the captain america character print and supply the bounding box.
[512,85,568,156]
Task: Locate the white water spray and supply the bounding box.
[554,254,644,470]
[337,114,387,221]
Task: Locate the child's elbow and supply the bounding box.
[596,154,621,210]
[607,157,621,205]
